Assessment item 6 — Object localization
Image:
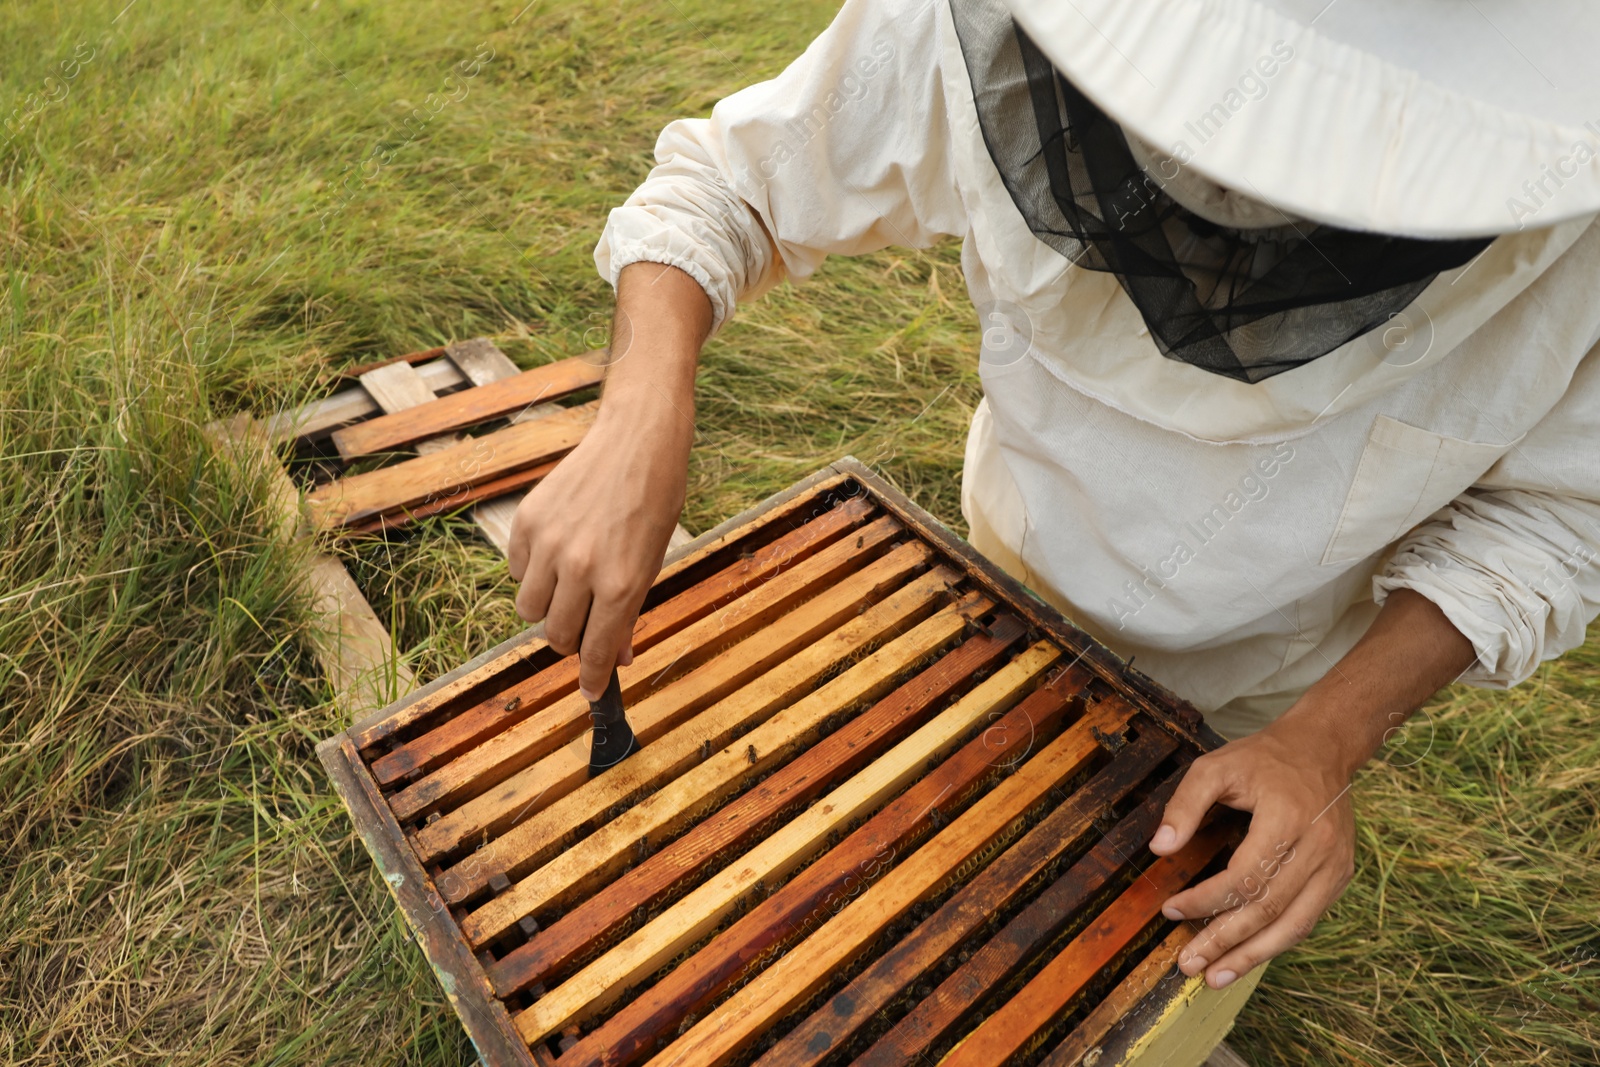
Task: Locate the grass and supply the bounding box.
[0,1,1593,1064]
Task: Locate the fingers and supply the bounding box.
[514,555,557,626]
[543,574,593,662]
[508,488,548,584]
[577,591,637,701]
[1165,812,1300,921]
[505,490,644,696]
[1201,866,1344,989]
[1151,756,1227,856]
[1171,824,1308,975]
[509,493,551,622]
[508,511,532,583]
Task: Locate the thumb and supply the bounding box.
[1151,756,1224,855]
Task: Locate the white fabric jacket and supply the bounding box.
[594,0,1600,732]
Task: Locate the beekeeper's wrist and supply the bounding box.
[597,260,711,422]
[1271,590,1476,780]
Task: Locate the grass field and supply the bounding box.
[1,1,1596,1064]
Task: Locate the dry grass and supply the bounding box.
[0,1,1594,1065]
[1234,646,1600,1065]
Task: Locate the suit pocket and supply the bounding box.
[1321,415,1514,566]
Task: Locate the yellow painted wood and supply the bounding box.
[513,640,1064,1047]
[456,574,978,932]
[1107,966,1265,1067]
[652,697,1137,1067]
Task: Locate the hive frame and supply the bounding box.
[316,457,1254,1067]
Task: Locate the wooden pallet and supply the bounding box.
[316,458,1259,1067]
[205,336,692,711]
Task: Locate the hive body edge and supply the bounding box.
[317,456,1253,1067]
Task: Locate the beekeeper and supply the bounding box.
[507,0,1600,994]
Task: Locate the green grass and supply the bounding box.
[0,2,1594,1065]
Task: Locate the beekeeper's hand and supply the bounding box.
[508,261,710,701]
[1149,589,1477,989]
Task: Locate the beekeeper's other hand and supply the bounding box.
[1149,589,1477,988]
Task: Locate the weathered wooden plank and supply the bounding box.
[350,356,576,564]
[754,728,1179,1067]
[1206,1042,1257,1067]
[307,401,599,529]
[650,699,1149,1067]
[360,364,460,487]
[470,493,529,557]
[831,768,1190,1067]
[464,360,569,554]
[468,388,588,553]
[204,414,415,712]
[333,357,605,459]
[342,460,559,535]
[352,487,692,543]
[447,572,978,920]
[359,361,449,424]
[390,513,903,825]
[338,345,449,382]
[347,471,857,755]
[538,655,1101,1062]
[305,553,416,711]
[315,736,535,1066]
[447,337,525,386]
[372,497,876,786]
[478,606,1022,993]
[268,355,469,442]
[666,524,696,554]
[409,539,932,863]
[1038,923,1196,1067]
[931,825,1230,1067]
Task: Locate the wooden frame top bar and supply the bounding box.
[330,355,605,460]
[316,457,1237,1067]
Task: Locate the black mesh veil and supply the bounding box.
[950,0,1494,383]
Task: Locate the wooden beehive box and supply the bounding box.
[317,458,1255,1067]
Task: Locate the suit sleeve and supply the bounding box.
[1373,340,1600,687]
[593,0,965,334]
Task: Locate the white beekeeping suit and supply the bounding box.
[594,0,1600,736]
